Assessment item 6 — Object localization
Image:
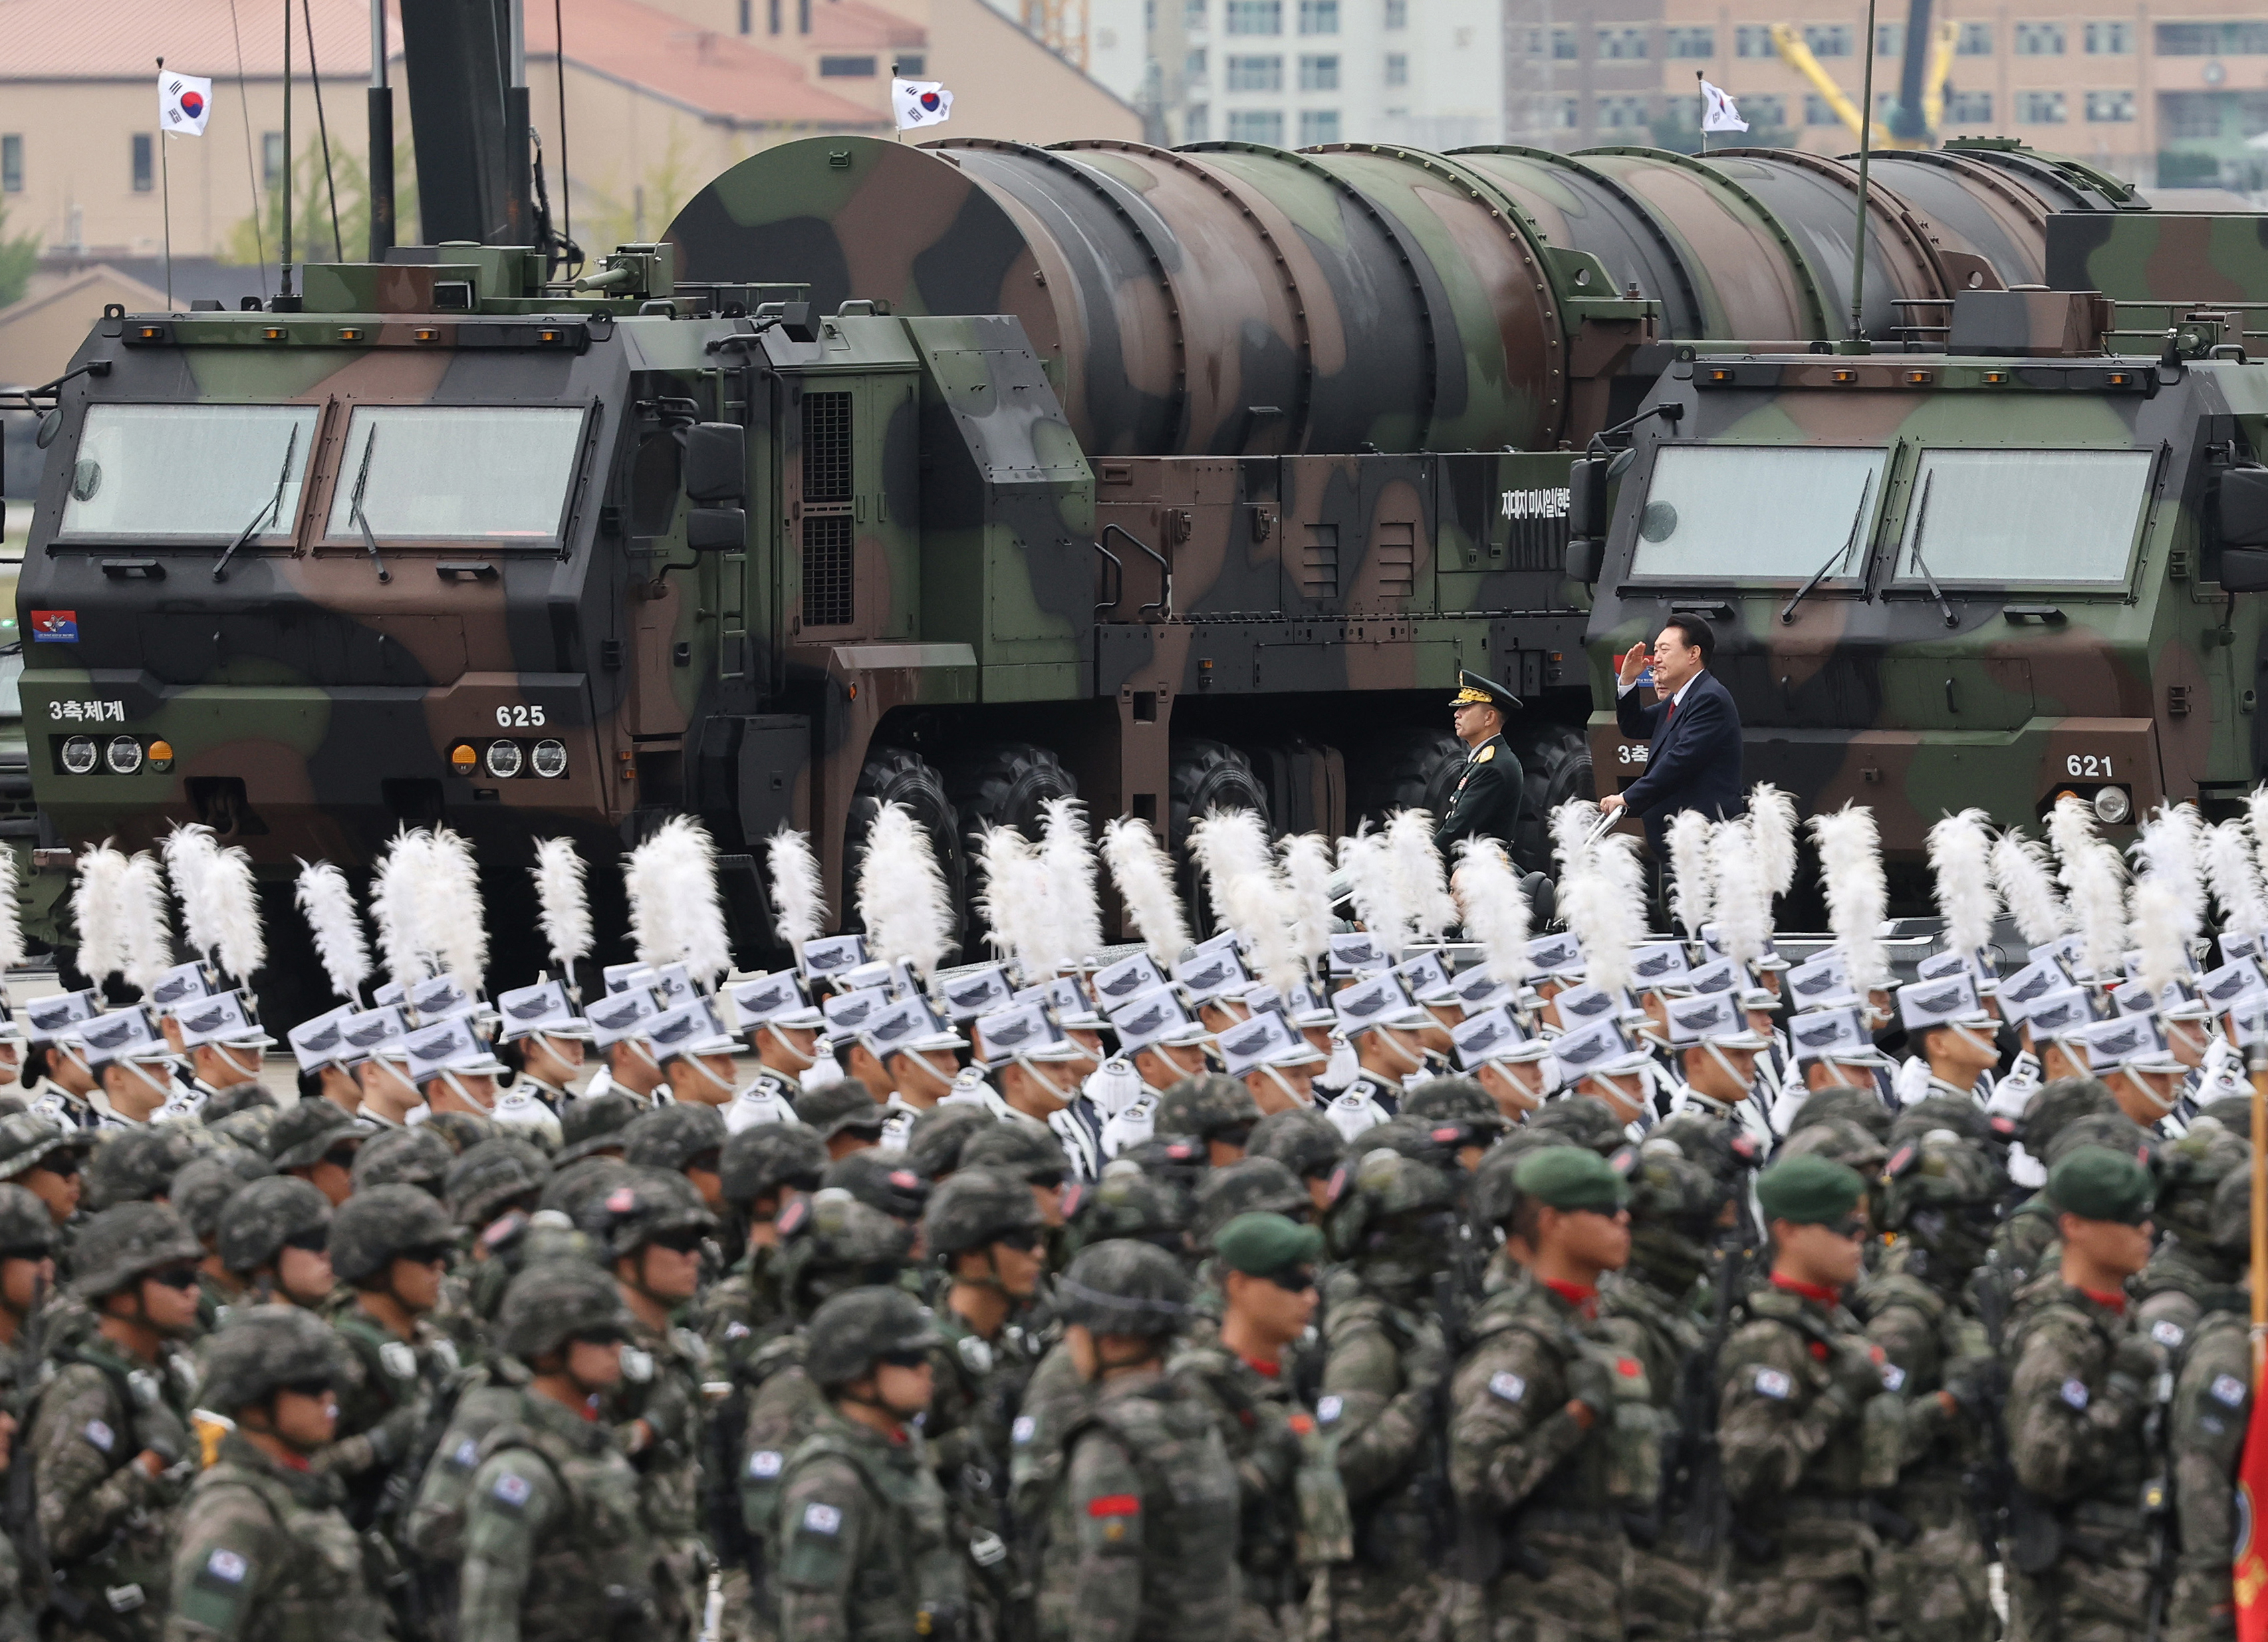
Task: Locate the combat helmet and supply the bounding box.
[804,1285,944,1389]
[1469,1133,1577,1232]
[922,1166,1042,1261]
[265,1101,367,1172]
[198,1304,353,1411]
[1624,1139,1730,1292]
[959,1123,1068,1185]
[2021,1078,2120,1155]
[1055,1240,1191,1339]
[1191,1157,1309,1250]
[85,1125,206,1212]
[328,1184,457,1287]
[905,1104,995,1179]
[1324,1146,1455,1295]
[720,1123,828,1208]
[1785,1086,1894,1143]
[1525,1095,1634,1157]
[499,1258,634,1362]
[2151,1117,2249,1255]
[2209,1166,2253,1256]
[576,1167,716,1262]
[822,1152,932,1222]
[1400,1076,1509,1141]
[444,1137,552,1229]
[170,1149,271,1242]
[70,1201,203,1300]
[1155,1075,1261,1146]
[1877,1127,2001,1282]
[1061,1159,1188,1257]
[775,1186,915,1318]
[0,1113,89,1183]
[217,1176,332,1276]
[556,1091,644,1164]
[1775,1116,1890,1180]
[2045,1111,2155,1171]
[0,1183,55,1258]
[1247,1107,1342,1184]
[351,1128,453,1197]
[621,1104,728,1175]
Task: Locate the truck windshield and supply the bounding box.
[1627,444,1887,580]
[57,404,316,543]
[323,406,585,543]
[1892,448,2152,587]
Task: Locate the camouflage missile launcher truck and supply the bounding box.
[1575,210,2268,906]
[7,132,2168,997]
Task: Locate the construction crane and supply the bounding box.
[1021,0,1090,72]
[1770,13,1953,149]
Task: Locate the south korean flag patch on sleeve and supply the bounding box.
[203,1549,247,1586]
[1487,1371,1525,1404]
[2059,1379,2090,1411]
[81,1419,115,1454]
[2213,1374,2249,1409]
[491,1472,533,1511]
[1753,1367,1792,1401]
[801,1502,842,1537]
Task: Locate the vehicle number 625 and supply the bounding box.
[495,706,547,728]
[2065,755,2113,778]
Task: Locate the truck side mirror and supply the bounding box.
[686,507,745,552]
[683,423,746,505]
[1565,537,1604,586]
[2219,466,2268,547]
[2223,547,2268,593]
[1567,456,1610,539]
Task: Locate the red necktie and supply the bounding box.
[1662,695,1677,730]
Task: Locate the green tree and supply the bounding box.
[0,201,39,311]
[223,133,417,267]
[578,129,700,256]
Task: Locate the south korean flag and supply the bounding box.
[160,72,215,136]
[893,78,955,130]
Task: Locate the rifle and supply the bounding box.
[1676,1221,1751,1560]
[1969,1251,2017,1566]
[1436,1236,1549,1583]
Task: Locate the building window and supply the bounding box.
[1187,47,1208,82]
[2085,88,2135,120]
[1876,22,1902,53]
[1596,94,1648,128]
[1299,108,1340,142]
[2016,88,2066,122]
[2156,22,2268,54]
[1185,104,1211,139]
[1553,97,1579,128]
[1226,54,1283,88]
[1301,53,1339,88]
[1551,26,1578,58]
[1226,0,1280,33]
[1187,0,1207,27]
[1803,24,1853,56]
[1803,94,1842,125]
[1955,21,1993,53]
[131,132,153,192]
[1597,26,1648,58]
[2084,21,2130,53]
[2015,22,2065,54]
[1744,94,1787,126]
[1665,25,1714,57]
[1,135,20,194]
[818,55,876,76]
[896,53,924,74]
[1384,0,1406,25]
[1735,24,1775,57]
[261,131,285,188]
[1384,51,1407,84]
[1944,88,1993,120]
[1227,108,1285,141]
[1297,0,1337,35]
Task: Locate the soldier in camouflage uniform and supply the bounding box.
[1311,1148,1457,1640]
[773,1287,963,1640]
[1156,1077,1263,1168]
[322,1185,461,1555]
[164,1306,388,1642]
[706,1124,829,1369]
[170,1152,271,1333]
[2164,1166,2253,1642]
[577,1168,719,1639]
[28,1202,205,1642]
[920,1168,1047,1640]
[1037,1241,1239,1642]
[2132,1119,2248,1368]
[1992,1080,2122,1287]
[419,1260,660,1642]
[0,1331,37,1642]
[1450,1146,1656,1642]
[2002,1145,2166,1642]
[1598,1141,1729,1641]
[0,1184,57,1383]
[1713,1155,1899,1642]
[1168,1212,1334,1642]
[214,1177,336,1311]
[1854,1129,2001,1642]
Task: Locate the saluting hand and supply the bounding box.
[1617,642,1649,688]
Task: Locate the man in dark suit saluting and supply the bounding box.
[1599,615,1744,854]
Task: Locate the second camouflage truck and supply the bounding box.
[7,132,2175,988]
[1575,211,2268,904]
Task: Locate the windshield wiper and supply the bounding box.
[212,424,299,582]
[1779,470,1875,626]
[1902,472,1959,628]
[346,426,392,584]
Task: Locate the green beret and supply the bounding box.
[1512,1146,1628,1214]
[1213,1212,1324,1277]
[1756,1155,1865,1227]
[2047,1144,2155,1226]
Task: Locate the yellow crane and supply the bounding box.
[1769,17,1955,149]
[1021,0,1091,72]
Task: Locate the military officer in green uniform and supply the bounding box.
[1434,671,1526,854]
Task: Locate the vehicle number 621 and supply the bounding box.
[495,706,547,728]
[2065,755,2113,778]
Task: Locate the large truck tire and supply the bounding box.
[1510,724,1594,873]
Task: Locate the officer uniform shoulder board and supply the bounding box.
[1477,744,1495,763]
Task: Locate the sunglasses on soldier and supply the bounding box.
[280,1378,337,1400]
[572,1327,628,1348]
[283,1229,330,1256]
[1259,1265,1318,1294]
[645,1226,707,1256]
[399,1244,455,1268]
[878,1349,932,1370]
[146,1266,202,1291]
[991,1228,1042,1253]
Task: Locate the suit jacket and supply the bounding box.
[1433,734,1524,853]
[1614,667,1744,853]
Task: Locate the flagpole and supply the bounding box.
[1696,70,1705,154]
[158,56,174,309]
[2253,1031,2265,1422]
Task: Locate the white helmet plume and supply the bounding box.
[1549,798,1598,887]
[2130,803,2203,997]
[1039,797,1104,964]
[294,860,371,1004]
[626,817,733,990]
[1710,817,1771,973]
[422,826,489,988]
[1926,809,1999,961]
[74,843,134,990]
[2049,793,2128,980]
[2247,783,2268,897]
[854,805,955,981]
[368,830,427,990]
[1338,827,1411,954]
[976,824,1062,978]
[118,851,172,996]
[2204,818,2268,944]
[1811,805,1888,994]
[1452,838,1532,986]
[1991,828,2067,944]
[1666,809,1715,942]
[1100,816,1190,966]
[1747,783,1800,901]
[765,827,827,955]
[1563,831,1646,998]
[1189,807,1276,938]
[0,845,25,976]
[164,823,265,985]
[1385,810,1459,942]
[531,838,595,975]
[1278,833,1336,978]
